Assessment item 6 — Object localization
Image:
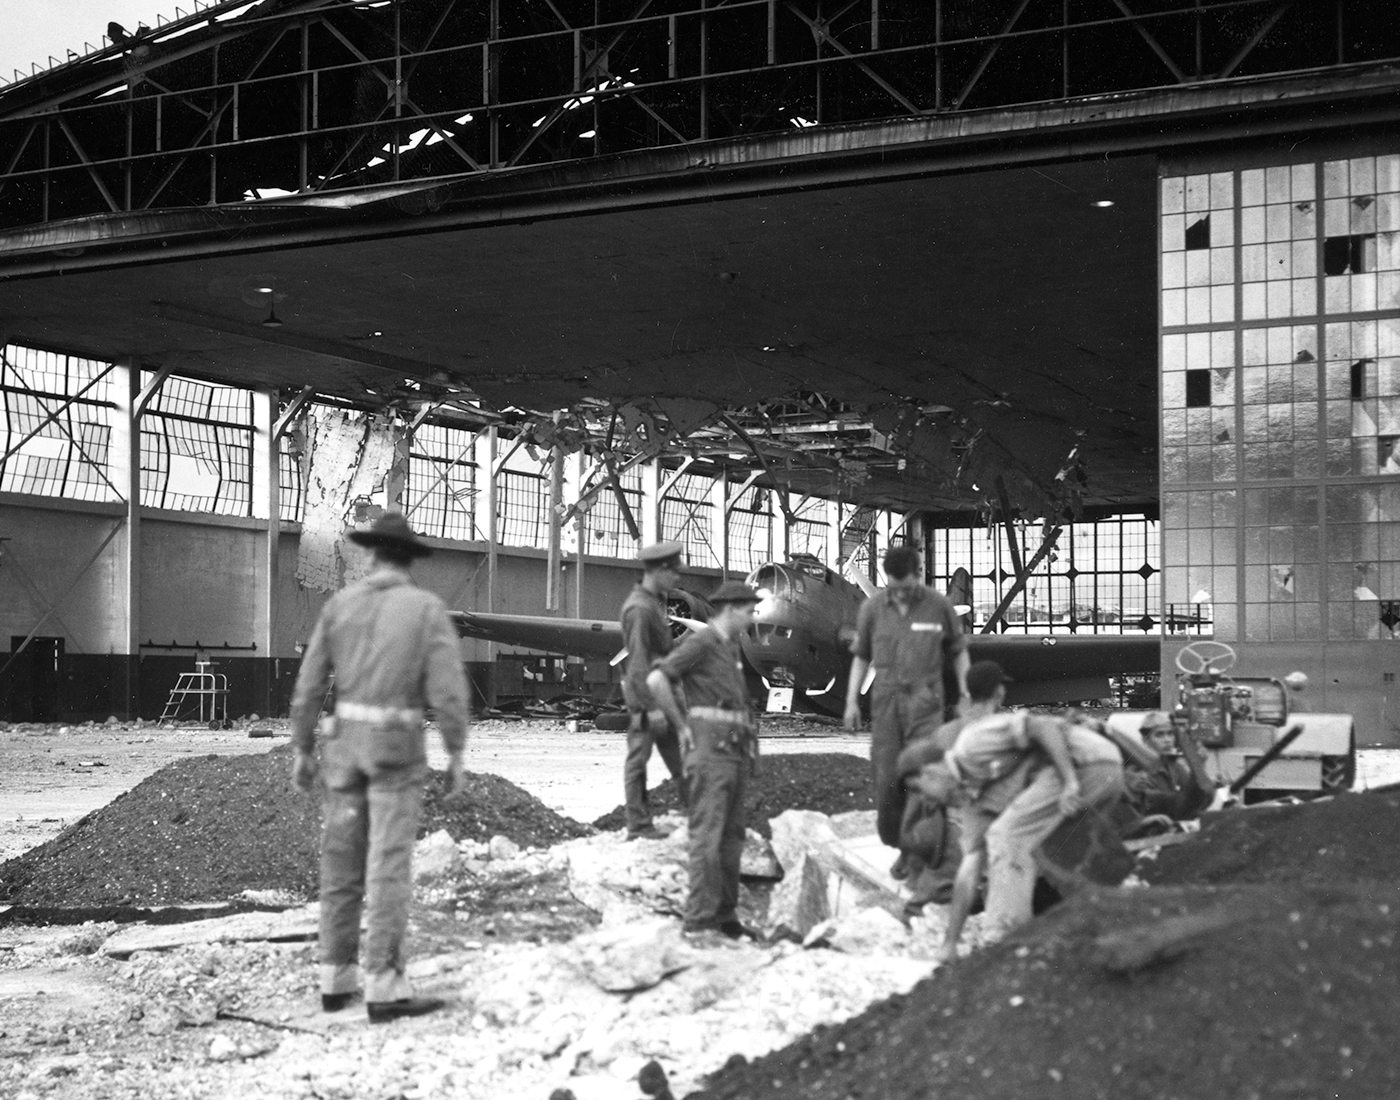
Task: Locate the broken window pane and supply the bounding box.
[1184,215,1211,251]
[1324,234,1376,275]
[1185,369,1211,407]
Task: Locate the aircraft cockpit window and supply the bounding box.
[748,565,792,600]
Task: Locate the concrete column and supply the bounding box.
[545,439,565,611]
[253,391,279,715]
[826,497,841,571]
[110,359,141,717]
[477,428,499,620]
[641,459,660,545]
[711,468,728,578]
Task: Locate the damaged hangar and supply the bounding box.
[0,0,1398,741]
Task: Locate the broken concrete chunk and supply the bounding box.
[570,919,693,993]
[767,853,831,940]
[827,907,910,956]
[414,829,463,882]
[100,905,320,958]
[488,835,522,861]
[739,830,782,879]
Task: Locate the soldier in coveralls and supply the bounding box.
[619,540,689,839]
[843,544,969,875]
[647,581,762,939]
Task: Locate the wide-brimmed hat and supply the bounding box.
[710,580,761,605]
[347,512,433,557]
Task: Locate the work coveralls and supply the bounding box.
[653,625,755,929]
[852,586,967,847]
[289,566,469,1003]
[619,583,688,832]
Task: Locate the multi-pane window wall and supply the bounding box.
[1161,152,1400,643]
[787,496,828,561]
[139,374,254,515]
[928,515,1162,634]
[407,422,478,541]
[0,345,116,502]
[661,471,721,569]
[584,466,642,558]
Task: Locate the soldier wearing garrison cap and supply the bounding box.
[618,540,689,839]
[648,581,762,939]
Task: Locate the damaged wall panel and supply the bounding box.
[296,409,399,594]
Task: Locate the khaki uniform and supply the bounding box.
[289,566,469,1002]
[619,583,687,831]
[652,625,755,929]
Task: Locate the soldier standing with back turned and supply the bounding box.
[619,540,690,840]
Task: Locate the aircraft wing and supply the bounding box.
[450,610,624,660]
[967,634,1160,705]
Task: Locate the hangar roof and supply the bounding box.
[3,2,1399,517]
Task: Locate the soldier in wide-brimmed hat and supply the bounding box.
[289,511,470,1023]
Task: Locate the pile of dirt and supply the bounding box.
[1142,786,1400,886]
[592,752,873,836]
[0,745,591,907]
[689,786,1400,1100]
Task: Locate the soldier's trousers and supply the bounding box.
[869,685,944,848]
[624,708,688,832]
[318,730,426,1003]
[683,718,751,927]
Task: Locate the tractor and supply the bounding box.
[1108,640,1356,801]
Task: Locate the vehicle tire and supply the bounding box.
[593,712,630,731]
[1321,750,1355,794]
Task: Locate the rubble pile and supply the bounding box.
[0,745,591,907]
[592,752,873,835]
[1,803,961,1100]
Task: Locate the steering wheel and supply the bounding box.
[1175,640,1238,676]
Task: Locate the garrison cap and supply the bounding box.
[1140,711,1175,733]
[710,580,761,605]
[638,540,684,568]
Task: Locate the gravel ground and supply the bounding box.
[3,720,1400,1100]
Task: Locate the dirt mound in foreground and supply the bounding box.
[592,752,872,836]
[0,745,590,907]
[1142,786,1400,886]
[690,786,1400,1100]
[692,880,1399,1100]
